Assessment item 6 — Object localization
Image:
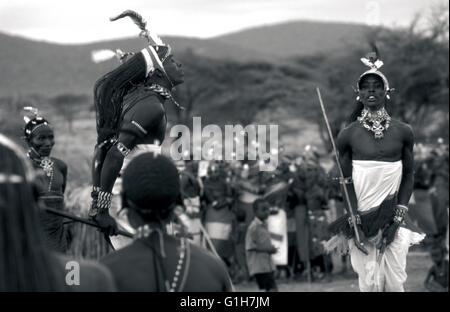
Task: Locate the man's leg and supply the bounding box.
[382,228,411,292]
[349,239,378,292]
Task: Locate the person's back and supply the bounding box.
[101,235,232,291]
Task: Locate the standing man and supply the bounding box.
[89,11,185,235]
[327,52,425,292]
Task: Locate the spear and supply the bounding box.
[44,207,133,238]
[315,87,363,245]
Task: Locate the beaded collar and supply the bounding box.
[357,107,391,139]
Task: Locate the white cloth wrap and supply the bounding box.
[205,222,232,240]
[352,160,402,212]
[349,160,425,291]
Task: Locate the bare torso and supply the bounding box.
[344,119,410,162]
[120,91,167,146]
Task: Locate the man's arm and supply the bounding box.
[89,132,138,235]
[337,126,368,254]
[336,127,359,218]
[60,160,68,194]
[397,124,415,206]
[99,132,137,193]
[380,123,415,248]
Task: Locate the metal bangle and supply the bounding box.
[116,142,131,157]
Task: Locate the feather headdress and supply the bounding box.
[360,52,384,70]
[357,50,391,92]
[91,49,135,64]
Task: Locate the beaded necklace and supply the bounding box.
[134,224,188,292]
[27,152,54,192]
[357,107,391,139]
[144,84,184,110]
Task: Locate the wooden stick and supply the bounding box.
[44,207,133,238]
[316,87,362,244]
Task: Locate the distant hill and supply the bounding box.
[216,20,370,58]
[0,20,370,96]
[0,33,270,96]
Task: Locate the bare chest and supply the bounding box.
[350,125,404,161]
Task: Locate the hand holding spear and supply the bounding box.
[316,87,368,255]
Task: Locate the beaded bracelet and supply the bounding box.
[394,205,408,224]
[89,190,113,217]
[97,190,113,211]
[348,214,362,228]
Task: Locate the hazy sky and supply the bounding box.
[0,0,441,44]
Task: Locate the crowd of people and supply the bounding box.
[168,146,355,285]
[155,137,449,290]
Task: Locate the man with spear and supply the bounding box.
[320,51,425,292]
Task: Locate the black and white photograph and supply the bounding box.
[0,0,448,298]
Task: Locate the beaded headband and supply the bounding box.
[22,107,52,140]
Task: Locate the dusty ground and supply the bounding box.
[235,252,434,292]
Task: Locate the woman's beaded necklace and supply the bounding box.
[27,152,54,192]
